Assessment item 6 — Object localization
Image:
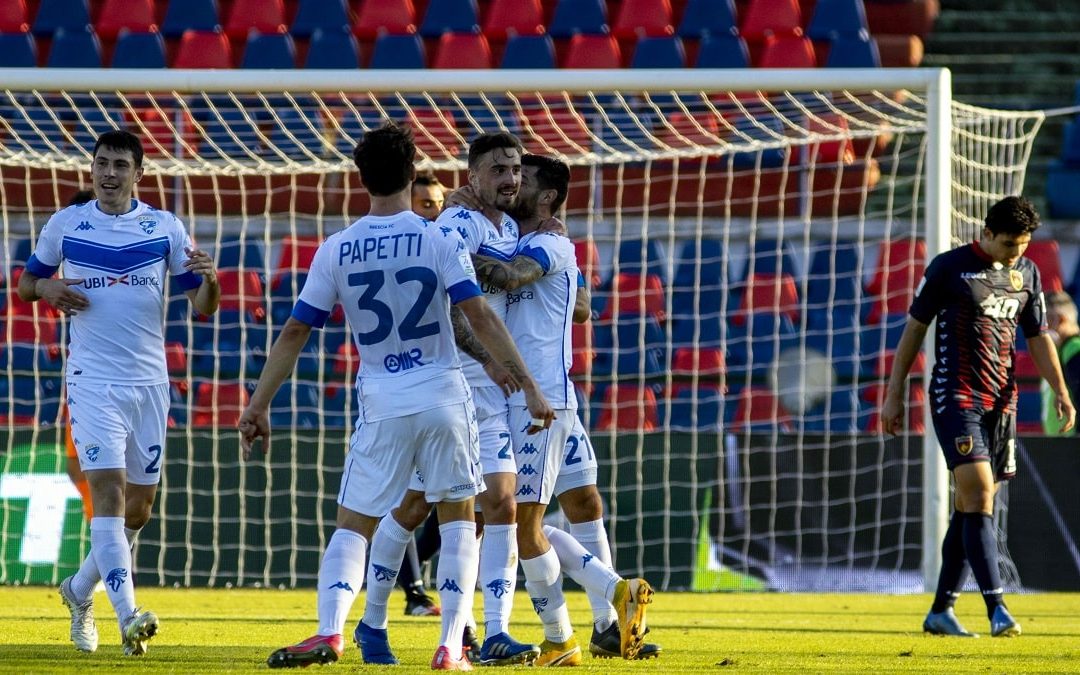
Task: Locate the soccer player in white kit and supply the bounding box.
[353,132,542,667]
[238,123,554,671]
[472,154,655,664]
[19,130,221,656]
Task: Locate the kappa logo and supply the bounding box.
[519,442,538,455]
[329,581,355,593]
[518,464,537,476]
[75,220,94,231]
[451,210,472,221]
[105,567,127,592]
[580,553,594,568]
[955,435,974,456]
[516,485,536,497]
[372,564,398,583]
[487,578,512,599]
[440,578,464,594]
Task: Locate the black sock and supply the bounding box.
[931,511,968,613]
[416,510,442,562]
[961,512,1005,618]
[397,550,418,590]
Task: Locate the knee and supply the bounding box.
[561,490,603,523]
[124,496,154,530]
[482,493,516,524]
[393,497,432,531]
[956,488,995,514]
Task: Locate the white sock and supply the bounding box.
[544,526,620,609]
[71,526,139,601]
[478,523,517,639]
[568,519,618,631]
[316,529,367,636]
[90,516,136,627]
[520,547,572,643]
[361,516,413,630]
[437,520,479,660]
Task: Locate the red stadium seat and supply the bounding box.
[672,346,725,376]
[516,100,592,155]
[563,34,621,69]
[863,383,925,433]
[1023,240,1065,293]
[805,113,855,164]
[483,0,545,41]
[4,287,60,345]
[732,386,792,432]
[573,238,601,288]
[96,0,156,41]
[864,0,938,38]
[600,272,666,321]
[165,341,188,373]
[192,381,250,427]
[406,105,461,157]
[612,0,674,39]
[216,270,266,321]
[875,349,926,378]
[433,32,492,69]
[272,235,321,290]
[732,273,800,326]
[174,30,233,69]
[740,0,803,41]
[655,111,721,148]
[125,106,197,158]
[757,34,816,68]
[865,238,926,324]
[225,0,287,42]
[595,385,659,431]
[353,0,416,41]
[570,322,594,376]
[0,0,27,33]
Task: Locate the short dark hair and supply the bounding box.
[412,168,443,189]
[93,129,143,166]
[985,196,1040,237]
[353,122,415,196]
[67,189,94,206]
[522,154,570,213]
[467,132,522,168]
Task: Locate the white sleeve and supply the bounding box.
[435,207,483,255]
[168,214,195,276]
[29,212,65,268]
[296,234,340,313]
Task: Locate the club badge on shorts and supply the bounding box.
[1009,269,1023,291]
[955,435,974,456]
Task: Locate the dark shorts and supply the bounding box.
[931,406,1017,481]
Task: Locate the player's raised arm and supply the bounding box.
[881,316,929,435]
[1027,332,1077,432]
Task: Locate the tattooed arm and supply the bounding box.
[452,305,520,396]
[472,253,545,292]
[573,284,592,324]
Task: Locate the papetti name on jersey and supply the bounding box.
[339,233,422,265]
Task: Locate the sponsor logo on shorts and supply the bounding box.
[519,442,538,455]
[518,464,537,476]
[955,435,974,456]
[516,485,536,497]
[85,444,100,463]
[450,482,476,493]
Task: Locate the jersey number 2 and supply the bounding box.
[348,267,439,345]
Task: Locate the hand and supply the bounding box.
[184,247,218,285]
[1054,393,1076,433]
[879,393,905,436]
[238,407,271,460]
[38,278,89,315]
[537,217,566,235]
[523,385,555,435]
[445,185,483,211]
[483,360,521,397]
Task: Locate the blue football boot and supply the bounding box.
[990,606,1021,637]
[923,608,978,637]
[354,620,399,664]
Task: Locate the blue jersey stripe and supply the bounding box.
[477,244,513,262]
[292,299,330,328]
[62,236,170,275]
[518,244,551,273]
[25,254,58,279]
[448,279,483,304]
[172,270,202,291]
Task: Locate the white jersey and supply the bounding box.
[505,231,578,410]
[294,211,482,423]
[25,199,199,385]
[435,205,519,387]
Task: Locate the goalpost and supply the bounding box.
[0,68,1044,592]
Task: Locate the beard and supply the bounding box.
[506,194,537,222]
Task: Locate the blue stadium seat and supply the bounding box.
[500,35,555,69]
[71,105,124,152]
[304,27,360,69]
[161,0,220,39]
[807,0,869,41]
[216,235,266,272]
[46,25,101,68]
[32,0,90,37]
[694,32,749,68]
[859,312,907,372]
[1046,160,1080,218]
[0,32,37,67]
[2,102,67,152]
[548,0,608,39]
[803,386,868,432]
[806,241,862,312]
[668,385,725,431]
[673,239,728,320]
[290,0,349,39]
[194,94,263,156]
[270,381,322,429]
[269,106,325,158]
[591,316,666,379]
[111,31,166,68]
[241,31,296,69]
[825,32,880,68]
[731,115,787,169]
[726,313,798,376]
[630,36,686,69]
[369,34,426,69]
[678,0,737,39]
[419,0,480,38]
[612,238,668,283]
[747,238,798,277]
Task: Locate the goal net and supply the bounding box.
[0,69,1044,592]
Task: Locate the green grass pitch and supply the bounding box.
[0,587,1078,672]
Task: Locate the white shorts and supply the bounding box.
[340,401,483,517]
[67,380,170,486]
[474,385,515,476]
[509,406,575,505]
[554,414,598,496]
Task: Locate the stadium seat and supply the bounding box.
[824,32,880,68]
[305,27,360,68]
[672,239,727,321]
[1,100,66,151]
[0,1,27,33]
[612,0,675,40]
[595,315,667,378]
[740,0,803,42]
[731,273,800,326]
[600,272,666,321]
[668,384,724,430]
[514,99,591,154]
[290,0,349,39]
[269,106,324,157]
[353,0,416,41]
[749,237,799,277]
[726,312,798,375]
[677,0,737,39]
[630,36,686,68]
[863,0,938,38]
[111,30,166,68]
[46,26,102,68]
[548,0,609,39]
[4,288,60,344]
[570,321,594,376]
[806,241,862,315]
[165,341,187,374]
[671,346,725,376]
[694,32,750,68]
[731,386,791,432]
[594,384,659,431]
[807,0,869,41]
[96,0,155,41]
[273,235,321,290]
[192,94,261,155]
[802,386,868,433]
[418,0,480,38]
[192,381,250,427]
[859,311,907,372]
[863,383,925,433]
[216,235,266,272]
[174,29,233,69]
[613,238,667,283]
[433,32,491,69]
[215,269,266,321]
[563,34,621,68]
[500,34,555,68]
[369,33,426,69]
[161,0,220,39]
[32,0,90,37]
[757,34,816,68]
[874,349,926,379]
[483,0,544,41]
[574,238,601,288]
[71,104,124,152]
[225,0,286,42]
[240,31,296,69]
[270,381,322,429]
[0,31,37,67]
[1024,240,1065,293]
[1016,385,1042,434]
[865,238,926,324]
